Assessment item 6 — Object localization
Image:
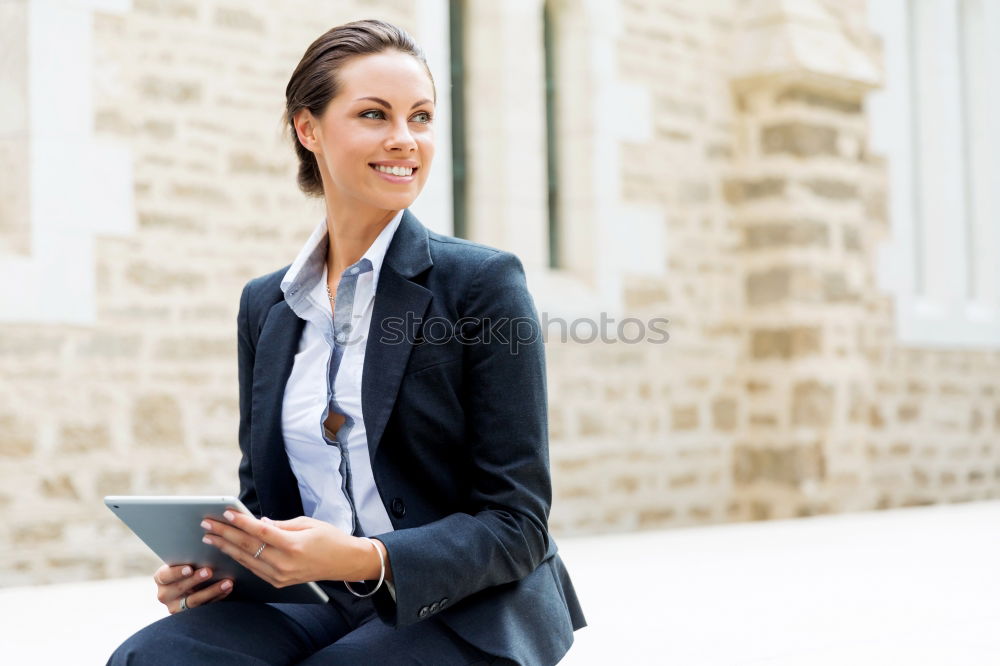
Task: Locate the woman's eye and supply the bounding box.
[360,109,432,123]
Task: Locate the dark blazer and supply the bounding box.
[235,208,586,665]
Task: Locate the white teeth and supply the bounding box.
[374,164,413,176]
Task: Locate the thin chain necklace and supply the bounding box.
[325,283,337,305]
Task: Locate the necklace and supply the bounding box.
[325,283,337,305]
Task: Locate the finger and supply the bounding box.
[202,517,275,558]
[203,513,264,548]
[202,532,281,585]
[223,510,293,548]
[173,579,233,613]
[173,567,214,596]
[154,563,194,586]
[158,566,213,607]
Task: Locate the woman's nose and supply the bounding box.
[384,121,417,151]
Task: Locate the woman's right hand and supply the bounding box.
[153,564,234,614]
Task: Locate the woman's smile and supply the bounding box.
[369,162,419,183]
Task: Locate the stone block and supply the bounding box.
[578,412,604,437]
[749,413,778,427]
[746,267,792,306]
[154,337,232,361]
[0,413,34,457]
[842,224,862,252]
[762,122,838,157]
[712,398,738,431]
[147,468,213,492]
[12,522,64,545]
[775,87,861,113]
[73,334,141,359]
[822,272,857,302]
[672,405,699,430]
[732,442,826,487]
[638,507,674,527]
[791,381,835,427]
[96,470,133,497]
[723,178,786,204]
[750,501,771,521]
[688,505,712,520]
[133,0,198,19]
[133,394,184,448]
[612,476,639,493]
[213,6,265,33]
[40,475,80,500]
[137,75,202,104]
[137,211,200,232]
[743,219,829,249]
[897,403,919,423]
[750,327,822,359]
[802,178,858,200]
[125,263,203,291]
[669,473,697,488]
[868,405,884,429]
[889,442,911,456]
[59,423,112,454]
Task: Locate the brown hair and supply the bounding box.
[282,19,436,198]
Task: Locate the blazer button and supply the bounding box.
[440,597,448,607]
[429,601,439,613]
[418,605,429,618]
[390,497,406,518]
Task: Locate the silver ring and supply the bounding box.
[179,595,189,611]
[253,543,266,559]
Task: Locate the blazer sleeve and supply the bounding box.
[370,250,552,626]
[236,279,261,516]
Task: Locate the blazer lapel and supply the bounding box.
[251,300,306,519]
[362,208,434,464]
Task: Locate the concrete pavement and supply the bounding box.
[2,501,998,664]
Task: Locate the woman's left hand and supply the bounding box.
[200,511,384,588]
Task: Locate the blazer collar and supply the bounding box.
[384,207,434,278]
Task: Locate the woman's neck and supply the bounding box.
[324,207,397,279]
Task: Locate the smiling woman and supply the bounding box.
[287,46,436,219]
[107,17,585,666]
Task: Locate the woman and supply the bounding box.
[109,18,585,665]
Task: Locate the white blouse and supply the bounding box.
[278,210,403,539]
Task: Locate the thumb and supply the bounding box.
[265,516,313,531]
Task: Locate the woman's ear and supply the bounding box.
[293,109,321,155]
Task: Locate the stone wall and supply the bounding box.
[0,0,415,585]
[1,0,998,587]
[545,0,1000,537]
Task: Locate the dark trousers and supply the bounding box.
[107,584,500,665]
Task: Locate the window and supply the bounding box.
[0,0,134,324]
[869,0,1000,346]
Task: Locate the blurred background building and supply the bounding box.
[1,0,998,586]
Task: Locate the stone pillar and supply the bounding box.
[725,0,883,519]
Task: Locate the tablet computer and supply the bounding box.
[105,495,329,604]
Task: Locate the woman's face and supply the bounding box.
[298,50,436,215]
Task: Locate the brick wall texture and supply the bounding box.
[2,0,999,586]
